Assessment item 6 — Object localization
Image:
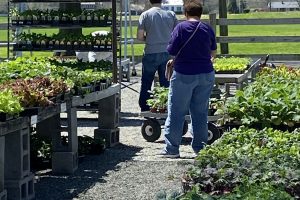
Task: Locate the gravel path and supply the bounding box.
[35,63,195,200]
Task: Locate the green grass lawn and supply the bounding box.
[0,16,7,23]
[1,11,300,58]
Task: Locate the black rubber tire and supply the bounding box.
[182,120,188,136]
[132,69,137,76]
[207,122,221,145]
[141,119,161,142]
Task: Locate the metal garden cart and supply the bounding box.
[140,111,223,144]
[139,57,263,144]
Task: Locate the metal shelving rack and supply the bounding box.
[7,0,119,83]
[118,0,136,82]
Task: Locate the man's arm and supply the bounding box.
[137,29,146,41]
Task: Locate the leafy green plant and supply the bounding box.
[78,135,105,155]
[220,65,300,129]
[147,87,225,114]
[14,32,112,50]
[146,87,169,112]
[214,57,251,72]
[0,77,69,107]
[181,182,294,200]
[11,8,112,25]
[0,57,113,95]
[0,89,23,114]
[30,132,52,169]
[183,127,300,198]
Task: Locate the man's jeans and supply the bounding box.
[139,52,170,111]
[164,70,215,154]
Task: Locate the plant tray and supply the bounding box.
[215,64,251,74]
[20,105,56,117]
[150,107,167,113]
[48,92,71,103]
[13,43,112,52]
[20,107,39,117]
[0,113,16,122]
[73,85,94,96]
[11,0,112,2]
[215,69,246,74]
[12,19,112,27]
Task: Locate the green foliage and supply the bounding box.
[182,127,300,199]
[14,31,112,48]
[147,87,225,113]
[222,65,300,128]
[146,87,169,112]
[0,77,69,107]
[0,56,113,90]
[11,8,112,21]
[0,56,52,83]
[30,133,52,166]
[78,135,105,155]
[181,182,294,199]
[0,89,23,114]
[31,133,105,169]
[214,57,251,72]
[0,57,113,109]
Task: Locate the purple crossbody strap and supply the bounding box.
[174,22,201,61]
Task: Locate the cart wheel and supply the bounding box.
[207,122,220,145]
[132,69,137,76]
[182,120,188,136]
[141,119,161,142]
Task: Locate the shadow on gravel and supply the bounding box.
[119,112,144,127]
[61,112,144,128]
[34,144,143,200]
[155,137,192,146]
[119,118,144,127]
[120,112,140,118]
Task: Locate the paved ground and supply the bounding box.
[34,63,195,200]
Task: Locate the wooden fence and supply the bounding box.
[210,14,300,61]
[126,13,300,61]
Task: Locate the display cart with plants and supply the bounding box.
[140,87,224,144]
[140,57,262,143]
[2,0,121,199]
[0,57,73,200]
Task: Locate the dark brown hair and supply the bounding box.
[150,0,162,4]
[184,0,203,17]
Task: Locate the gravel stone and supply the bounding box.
[34,63,195,200]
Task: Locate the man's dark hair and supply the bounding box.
[184,0,203,17]
[150,0,162,4]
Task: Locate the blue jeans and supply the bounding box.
[139,52,170,111]
[164,70,215,154]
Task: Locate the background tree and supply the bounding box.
[144,0,151,10]
[240,0,248,13]
[228,0,239,13]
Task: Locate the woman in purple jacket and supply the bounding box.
[160,0,217,158]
